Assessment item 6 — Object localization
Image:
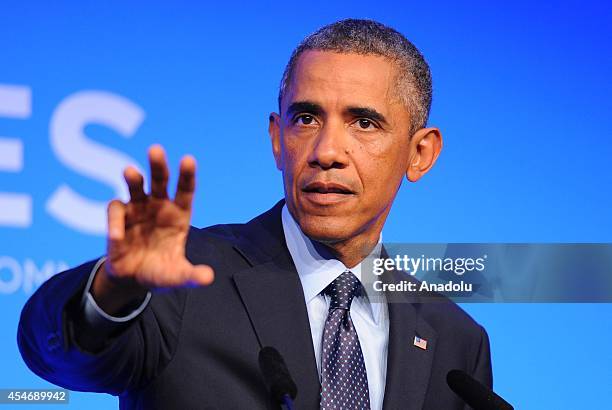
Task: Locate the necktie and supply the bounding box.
[320,271,371,410]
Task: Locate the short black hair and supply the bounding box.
[278,18,432,135]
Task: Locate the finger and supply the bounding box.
[124,166,146,203]
[148,144,169,199]
[184,264,215,287]
[107,200,126,243]
[174,155,196,210]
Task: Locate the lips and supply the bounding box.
[302,181,355,195]
[300,181,356,206]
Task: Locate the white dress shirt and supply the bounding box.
[281,205,389,410]
[83,205,389,409]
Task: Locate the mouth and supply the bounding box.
[302,181,355,195]
[301,181,356,205]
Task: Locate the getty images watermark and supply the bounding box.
[360,244,612,303]
[370,253,487,294]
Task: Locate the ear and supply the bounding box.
[406,127,443,182]
[268,112,283,171]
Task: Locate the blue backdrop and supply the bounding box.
[1,1,611,408]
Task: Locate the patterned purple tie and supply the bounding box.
[320,271,371,410]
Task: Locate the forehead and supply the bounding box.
[286,50,400,111]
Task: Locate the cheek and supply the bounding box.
[280,135,309,184]
[353,129,403,159]
[355,140,407,197]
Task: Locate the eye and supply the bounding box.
[354,118,377,130]
[295,114,316,125]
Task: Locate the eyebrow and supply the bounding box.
[285,100,389,127]
[346,106,389,126]
[285,101,324,118]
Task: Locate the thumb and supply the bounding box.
[184,264,215,287]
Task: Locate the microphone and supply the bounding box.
[258,346,298,410]
[447,369,513,410]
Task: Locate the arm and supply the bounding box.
[78,257,151,352]
[17,145,212,395]
[17,257,188,395]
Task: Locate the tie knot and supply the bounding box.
[323,271,363,310]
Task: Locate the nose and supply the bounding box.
[307,120,349,170]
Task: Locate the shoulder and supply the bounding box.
[392,271,487,340]
[418,297,486,341]
[184,200,287,269]
[413,292,491,377]
[385,270,487,341]
[183,223,250,268]
[408,284,489,367]
[386,271,488,347]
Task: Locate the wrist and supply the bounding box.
[91,261,149,316]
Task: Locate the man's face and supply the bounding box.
[269,50,439,247]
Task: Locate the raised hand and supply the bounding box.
[91,145,214,314]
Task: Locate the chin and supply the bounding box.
[296,214,357,244]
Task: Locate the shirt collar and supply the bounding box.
[281,204,383,324]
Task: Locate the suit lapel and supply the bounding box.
[231,200,321,409]
[381,263,437,409]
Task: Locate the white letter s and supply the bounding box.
[47,91,145,235]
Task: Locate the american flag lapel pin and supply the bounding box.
[414,335,428,350]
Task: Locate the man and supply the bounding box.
[18,19,492,409]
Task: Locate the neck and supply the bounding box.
[314,224,383,269]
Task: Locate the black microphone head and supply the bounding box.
[258,346,298,403]
[447,369,513,410]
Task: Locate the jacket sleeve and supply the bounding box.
[17,258,187,396]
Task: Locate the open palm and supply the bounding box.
[104,145,213,289]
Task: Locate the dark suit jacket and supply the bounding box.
[18,199,492,409]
